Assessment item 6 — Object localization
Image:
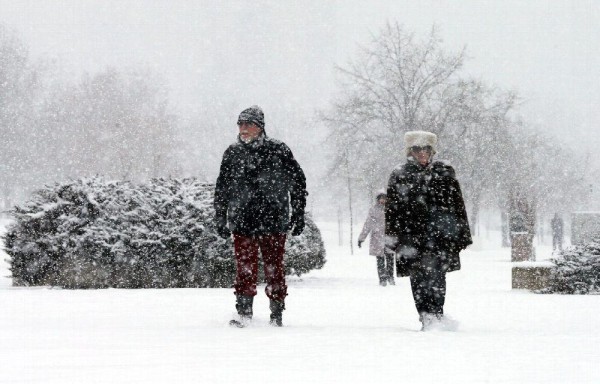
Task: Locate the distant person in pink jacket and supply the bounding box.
[358,192,395,286]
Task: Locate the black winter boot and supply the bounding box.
[269,299,285,327]
[229,295,254,328]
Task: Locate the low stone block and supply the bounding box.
[512,263,553,290]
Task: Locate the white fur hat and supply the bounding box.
[404,131,438,155]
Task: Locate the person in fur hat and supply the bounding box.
[358,191,395,286]
[385,130,472,330]
[214,105,308,327]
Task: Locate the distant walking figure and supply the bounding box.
[551,213,564,251]
[358,192,395,286]
[385,131,472,331]
[214,105,308,327]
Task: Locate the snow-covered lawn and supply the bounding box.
[1,219,598,383]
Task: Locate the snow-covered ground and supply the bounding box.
[1,219,598,383]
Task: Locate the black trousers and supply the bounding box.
[552,235,563,251]
[376,252,395,284]
[408,251,447,315]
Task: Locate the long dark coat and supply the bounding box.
[385,159,472,276]
[214,134,307,235]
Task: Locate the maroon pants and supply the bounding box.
[232,233,288,302]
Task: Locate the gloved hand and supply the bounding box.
[217,225,231,239]
[289,213,305,236]
[384,235,399,253]
[215,214,231,239]
[398,245,418,258]
[358,240,363,248]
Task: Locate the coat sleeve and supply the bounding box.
[358,206,375,242]
[385,168,412,247]
[448,172,472,250]
[214,147,233,226]
[281,143,308,218]
[385,170,401,238]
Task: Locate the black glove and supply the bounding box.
[289,213,305,236]
[217,225,231,239]
[215,214,231,239]
[358,240,363,248]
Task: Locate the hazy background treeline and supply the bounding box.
[1,22,598,236]
[0,22,326,215]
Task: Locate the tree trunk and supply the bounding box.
[469,189,482,237]
[501,211,511,247]
[508,190,536,261]
[337,206,343,246]
[347,172,354,256]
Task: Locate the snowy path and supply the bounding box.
[1,220,599,383]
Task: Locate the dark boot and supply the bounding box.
[269,299,285,327]
[229,295,254,328]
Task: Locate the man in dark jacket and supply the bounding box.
[385,131,472,331]
[214,105,307,327]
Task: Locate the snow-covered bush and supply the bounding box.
[3,177,326,289]
[538,239,600,294]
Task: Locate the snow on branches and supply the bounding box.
[539,239,600,294]
[3,177,325,288]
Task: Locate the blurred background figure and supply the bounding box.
[551,213,564,252]
[358,191,395,286]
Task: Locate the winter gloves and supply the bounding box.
[384,235,399,254]
[398,245,418,258]
[216,224,231,239]
[288,213,305,236]
[216,215,231,239]
[385,235,420,258]
[358,240,363,248]
[217,225,231,239]
[217,214,305,238]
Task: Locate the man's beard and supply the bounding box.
[240,135,255,144]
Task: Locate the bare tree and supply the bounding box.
[0,25,39,211]
[323,22,516,228]
[38,67,178,183]
[440,81,517,233]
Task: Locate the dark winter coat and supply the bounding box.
[358,203,386,256]
[385,159,472,276]
[214,134,307,235]
[551,216,563,237]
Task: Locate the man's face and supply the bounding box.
[410,146,432,166]
[238,121,262,143]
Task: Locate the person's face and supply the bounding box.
[410,146,432,166]
[378,197,387,205]
[238,121,262,142]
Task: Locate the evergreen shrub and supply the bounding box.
[538,239,600,294]
[3,177,326,288]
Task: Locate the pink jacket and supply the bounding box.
[358,203,386,256]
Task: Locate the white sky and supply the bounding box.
[1,0,599,150]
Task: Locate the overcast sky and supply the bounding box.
[1,0,599,152]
